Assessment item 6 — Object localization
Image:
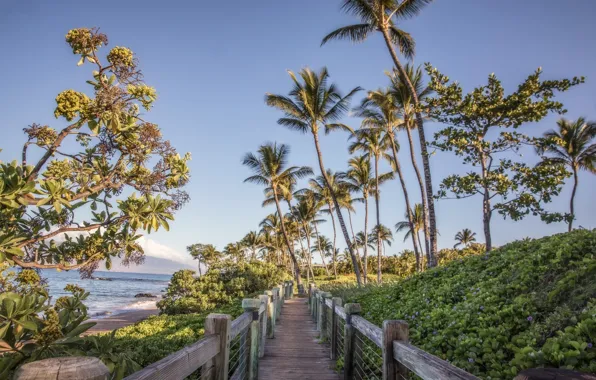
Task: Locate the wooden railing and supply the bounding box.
[122,280,294,380]
[308,283,479,380]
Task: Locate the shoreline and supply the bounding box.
[86,307,159,334]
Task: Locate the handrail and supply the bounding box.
[393,341,480,380]
[124,334,220,380]
[230,311,252,340]
[351,314,382,348]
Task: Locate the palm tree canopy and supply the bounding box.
[308,169,351,213]
[540,117,596,173]
[371,224,394,246]
[345,155,394,199]
[395,203,424,242]
[454,228,477,248]
[354,231,376,250]
[387,63,432,115]
[349,128,392,161]
[265,67,360,135]
[354,88,403,133]
[243,142,313,193]
[321,0,434,59]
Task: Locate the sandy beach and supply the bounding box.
[87,307,159,334]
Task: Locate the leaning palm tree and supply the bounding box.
[454,229,477,248]
[293,196,330,275]
[322,0,438,262]
[265,67,363,286]
[353,90,424,266]
[395,203,425,271]
[538,118,596,231]
[387,64,433,259]
[243,142,313,286]
[349,128,393,283]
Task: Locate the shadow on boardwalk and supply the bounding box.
[258,297,340,380]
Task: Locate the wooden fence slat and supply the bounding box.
[334,305,346,320]
[123,335,220,380]
[392,341,480,380]
[230,312,252,340]
[351,315,382,348]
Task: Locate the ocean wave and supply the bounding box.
[91,297,160,318]
[91,276,169,284]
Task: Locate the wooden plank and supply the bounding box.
[203,314,231,380]
[334,305,346,320]
[352,314,382,348]
[382,320,408,380]
[230,312,251,340]
[392,341,480,380]
[124,335,219,380]
[325,297,333,308]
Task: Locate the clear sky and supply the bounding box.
[1,0,595,273]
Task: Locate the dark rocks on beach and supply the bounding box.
[134,293,157,298]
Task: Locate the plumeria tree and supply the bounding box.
[0,28,190,276]
[426,65,583,251]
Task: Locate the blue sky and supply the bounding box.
[1,0,595,273]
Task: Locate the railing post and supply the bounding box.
[383,320,409,380]
[264,290,275,338]
[308,283,315,311]
[289,280,294,298]
[274,286,282,320]
[330,296,343,360]
[258,294,269,358]
[242,299,261,380]
[203,313,231,380]
[315,291,322,331]
[320,292,332,339]
[343,303,361,380]
[14,357,109,380]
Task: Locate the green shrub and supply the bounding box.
[321,230,596,379]
[158,259,288,315]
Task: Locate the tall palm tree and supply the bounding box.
[223,242,244,263]
[395,203,425,270]
[242,231,264,260]
[265,67,364,286]
[322,0,439,262]
[538,118,596,231]
[243,142,313,285]
[293,196,330,275]
[349,128,393,283]
[387,63,433,262]
[353,90,424,267]
[454,229,477,248]
[309,170,351,277]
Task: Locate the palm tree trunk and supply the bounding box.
[348,210,364,276]
[416,231,424,270]
[479,153,492,252]
[380,27,437,267]
[569,167,578,232]
[198,259,202,276]
[272,188,302,286]
[327,200,338,277]
[388,138,422,260]
[374,155,382,284]
[402,120,431,259]
[363,195,369,284]
[312,131,362,286]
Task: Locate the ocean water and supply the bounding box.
[41,270,171,317]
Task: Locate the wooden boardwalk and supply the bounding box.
[258,297,340,380]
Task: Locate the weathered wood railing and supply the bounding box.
[15,281,294,380]
[308,283,479,380]
[123,280,293,380]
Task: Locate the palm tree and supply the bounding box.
[395,203,425,270]
[223,242,244,263]
[322,0,439,263]
[260,213,285,265]
[243,142,313,286]
[309,170,351,277]
[293,196,330,276]
[265,67,364,286]
[353,89,424,267]
[242,231,264,260]
[387,63,433,261]
[312,235,333,265]
[538,118,596,231]
[454,229,477,248]
[371,224,393,266]
[349,128,393,283]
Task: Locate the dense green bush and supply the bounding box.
[158,259,288,315]
[321,230,596,379]
[113,302,243,368]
